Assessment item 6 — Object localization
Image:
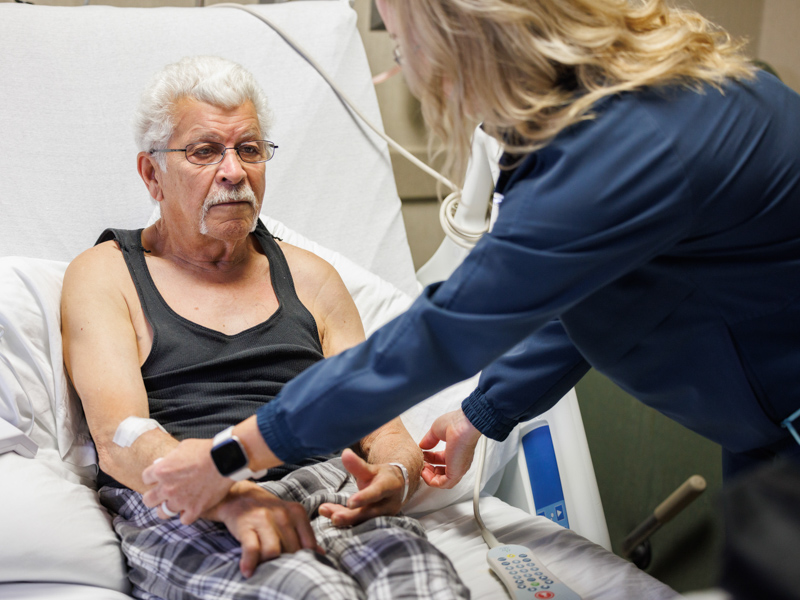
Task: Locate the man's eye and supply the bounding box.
[239,144,259,156]
[191,145,216,157]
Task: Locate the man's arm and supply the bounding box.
[290,246,424,524]
[62,244,180,495]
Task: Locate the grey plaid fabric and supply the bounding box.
[100,458,470,600]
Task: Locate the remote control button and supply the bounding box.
[534,592,555,599]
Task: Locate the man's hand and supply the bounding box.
[212,482,323,578]
[418,409,482,489]
[141,438,232,524]
[318,448,405,527]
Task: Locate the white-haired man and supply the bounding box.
[62,56,468,600]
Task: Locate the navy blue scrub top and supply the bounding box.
[257,70,800,465]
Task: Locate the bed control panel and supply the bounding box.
[522,424,570,530]
[488,544,582,599]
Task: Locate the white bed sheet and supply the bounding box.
[0,584,133,600]
[422,496,680,600]
[0,496,680,600]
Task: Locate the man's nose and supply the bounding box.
[216,148,246,185]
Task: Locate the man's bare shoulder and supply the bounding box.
[63,240,130,297]
[275,240,357,321]
[276,240,341,286]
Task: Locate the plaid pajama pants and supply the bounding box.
[99,458,470,600]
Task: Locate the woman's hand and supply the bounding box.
[211,482,323,578]
[141,438,232,525]
[418,409,481,489]
[318,448,406,527]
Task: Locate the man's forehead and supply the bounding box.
[172,97,261,141]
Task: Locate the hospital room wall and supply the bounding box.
[356,0,800,594]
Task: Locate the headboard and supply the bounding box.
[0,0,418,297]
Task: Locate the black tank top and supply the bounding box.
[95,221,331,488]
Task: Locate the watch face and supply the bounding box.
[211,439,248,476]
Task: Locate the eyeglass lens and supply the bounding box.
[185,141,275,165]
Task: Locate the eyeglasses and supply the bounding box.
[150,140,278,165]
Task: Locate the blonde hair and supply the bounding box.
[388,0,756,185]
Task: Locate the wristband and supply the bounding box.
[388,462,410,504]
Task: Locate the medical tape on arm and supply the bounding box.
[113,416,168,448]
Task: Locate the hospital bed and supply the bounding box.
[0,1,679,598]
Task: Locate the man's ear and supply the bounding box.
[137,152,164,203]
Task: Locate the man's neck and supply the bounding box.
[143,220,260,278]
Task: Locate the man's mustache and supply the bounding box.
[199,185,260,234]
[203,186,258,211]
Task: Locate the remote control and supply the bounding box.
[487,544,582,599]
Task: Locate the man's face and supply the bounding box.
[156,98,266,241]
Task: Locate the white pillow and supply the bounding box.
[0,257,127,592]
[0,449,129,593]
[0,257,95,467]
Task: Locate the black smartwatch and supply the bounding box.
[210,426,265,481]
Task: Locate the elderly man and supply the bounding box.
[61,56,468,600]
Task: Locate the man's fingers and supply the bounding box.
[239,529,262,578]
[270,508,302,553]
[320,502,376,528]
[348,479,390,508]
[340,448,375,486]
[319,502,348,526]
[278,503,319,553]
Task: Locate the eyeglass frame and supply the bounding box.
[149,140,279,166]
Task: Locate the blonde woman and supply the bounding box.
[146,0,800,518]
